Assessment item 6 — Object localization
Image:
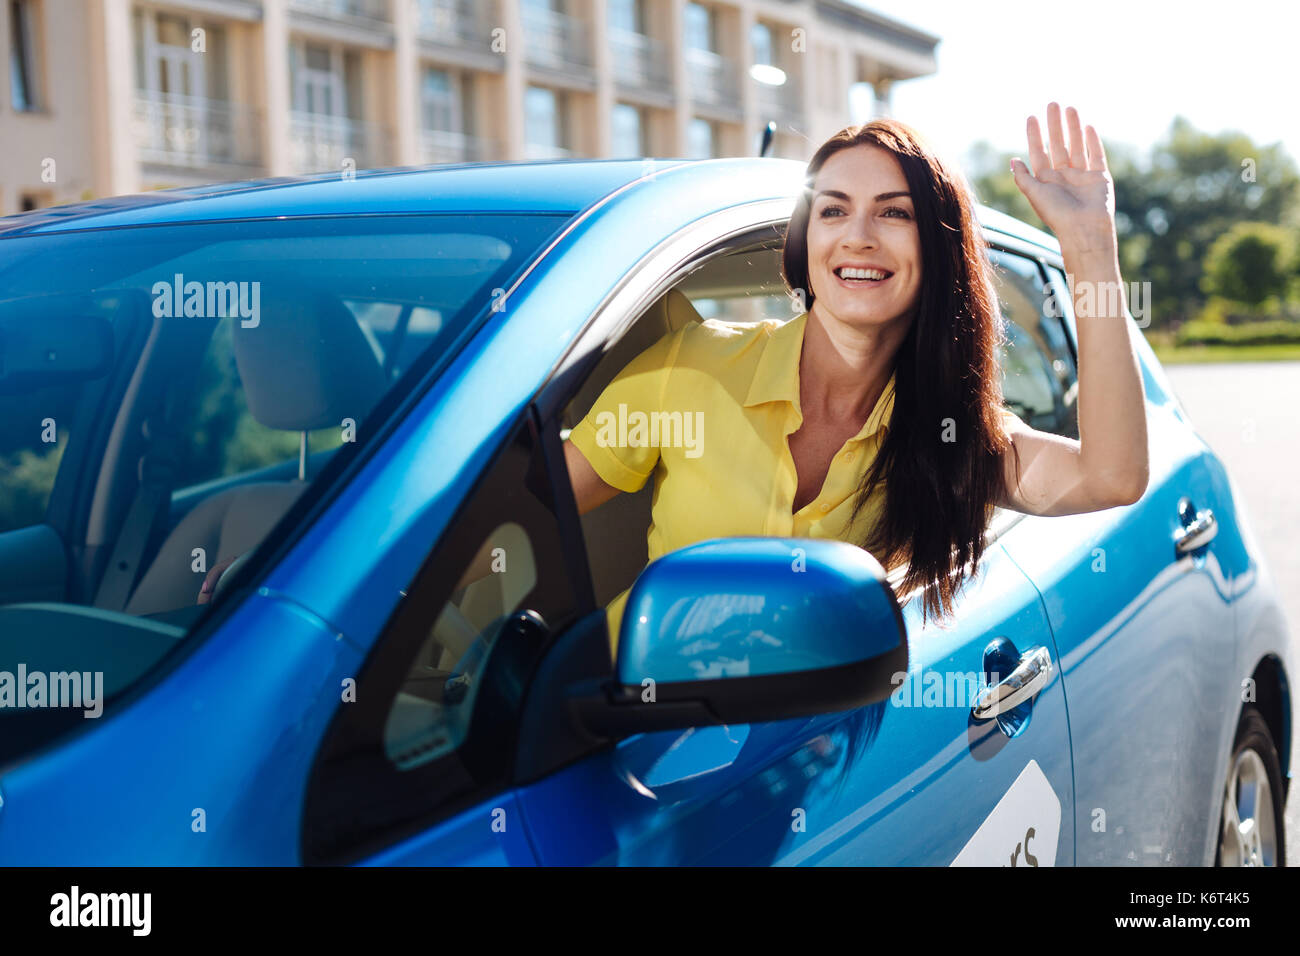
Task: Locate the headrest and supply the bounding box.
[232,292,388,433]
[639,287,703,333]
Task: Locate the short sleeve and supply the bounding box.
[567,325,685,494]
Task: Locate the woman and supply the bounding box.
[564,103,1149,647]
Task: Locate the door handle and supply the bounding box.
[1174,498,1217,555]
[972,645,1053,721]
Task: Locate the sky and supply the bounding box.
[842,0,1298,171]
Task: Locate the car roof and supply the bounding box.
[0,157,1059,253]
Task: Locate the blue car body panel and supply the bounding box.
[0,158,1291,865]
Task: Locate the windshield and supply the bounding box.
[0,212,570,763]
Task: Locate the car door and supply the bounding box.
[513,537,1075,866]
[509,232,1076,866]
[989,247,1238,864]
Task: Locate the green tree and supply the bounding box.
[1201,221,1294,312]
[966,119,1300,329]
[1124,117,1299,325]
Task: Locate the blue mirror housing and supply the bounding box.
[618,537,904,684]
[571,537,907,737]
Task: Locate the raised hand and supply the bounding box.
[1010,103,1117,256]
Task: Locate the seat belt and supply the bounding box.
[93,392,185,612]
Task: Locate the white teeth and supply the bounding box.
[836,266,889,281]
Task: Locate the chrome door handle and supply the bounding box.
[972,645,1053,720]
[1175,499,1217,555]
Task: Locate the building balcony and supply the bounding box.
[420,129,496,164]
[522,7,592,74]
[134,95,263,172]
[289,112,389,173]
[417,0,497,54]
[289,0,391,24]
[609,28,672,96]
[685,48,740,110]
[523,142,575,160]
[754,76,802,120]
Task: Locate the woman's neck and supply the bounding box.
[800,304,906,422]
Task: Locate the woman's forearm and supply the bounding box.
[1061,238,1150,504]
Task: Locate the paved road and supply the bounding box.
[1163,361,1300,865]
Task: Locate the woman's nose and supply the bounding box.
[842,215,879,249]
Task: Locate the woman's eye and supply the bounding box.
[883,206,912,219]
[818,206,844,218]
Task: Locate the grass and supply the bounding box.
[1151,342,1300,364]
[1143,330,1300,365]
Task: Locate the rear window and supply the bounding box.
[0,212,569,762]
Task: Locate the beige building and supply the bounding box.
[0,0,937,215]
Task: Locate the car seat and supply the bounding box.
[121,293,388,616]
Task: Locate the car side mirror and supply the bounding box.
[571,537,907,737]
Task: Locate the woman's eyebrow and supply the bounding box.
[813,189,912,202]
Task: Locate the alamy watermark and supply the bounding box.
[593,405,704,459]
[0,664,103,718]
[151,273,260,327]
[1046,273,1151,328]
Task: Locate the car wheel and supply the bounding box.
[1215,705,1285,867]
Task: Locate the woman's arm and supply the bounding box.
[564,439,623,515]
[1000,103,1150,516]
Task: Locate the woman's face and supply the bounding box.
[806,144,922,332]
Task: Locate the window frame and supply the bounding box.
[300,407,592,864]
[988,245,1079,439]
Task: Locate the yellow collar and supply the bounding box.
[744,311,896,442]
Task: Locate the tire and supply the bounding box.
[1215,705,1286,867]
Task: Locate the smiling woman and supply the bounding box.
[566,104,1149,632]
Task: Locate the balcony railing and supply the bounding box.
[755,76,802,119]
[420,129,495,164]
[417,0,496,51]
[523,142,574,160]
[685,48,739,109]
[290,112,388,173]
[134,95,263,171]
[289,0,390,25]
[609,28,671,94]
[522,6,592,72]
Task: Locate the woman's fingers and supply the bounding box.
[1025,115,1050,178]
[1045,102,1069,168]
[1065,106,1088,168]
[1085,124,1109,173]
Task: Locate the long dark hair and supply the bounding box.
[781,119,1017,627]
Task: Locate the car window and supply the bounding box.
[0,213,570,763]
[674,239,796,323]
[303,417,582,863]
[990,249,1079,439]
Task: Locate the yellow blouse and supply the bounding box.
[569,309,914,656]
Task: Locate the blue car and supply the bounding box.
[0,158,1292,866]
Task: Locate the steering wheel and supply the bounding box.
[211,550,253,601]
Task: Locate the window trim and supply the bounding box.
[301,409,587,864]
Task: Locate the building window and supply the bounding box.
[607,0,642,34]
[525,85,568,158]
[611,103,643,158]
[422,66,472,135]
[684,2,713,52]
[291,42,356,118]
[687,117,715,158]
[8,0,42,111]
[750,22,773,66]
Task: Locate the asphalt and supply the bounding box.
[1163,360,1300,865]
